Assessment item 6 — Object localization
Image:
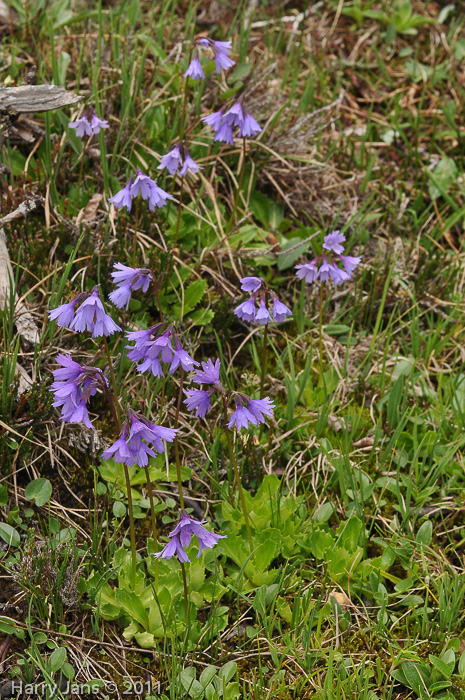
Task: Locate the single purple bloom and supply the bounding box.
[272,294,292,322]
[89,112,110,134]
[70,288,121,338]
[328,264,350,286]
[154,535,190,563]
[228,403,257,430]
[109,179,133,212]
[211,40,235,73]
[246,397,274,424]
[108,263,153,310]
[103,410,178,468]
[157,145,181,176]
[68,115,93,138]
[323,230,346,255]
[101,422,135,465]
[223,102,244,127]
[48,296,80,327]
[341,255,362,275]
[183,389,212,418]
[238,111,262,138]
[179,151,202,176]
[192,358,221,386]
[214,123,234,145]
[201,109,225,132]
[169,341,199,374]
[240,276,262,292]
[184,52,205,80]
[255,298,271,325]
[295,261,320,284]
[125,325,173,374]
[318,258,332,283]
[234,298,256,323]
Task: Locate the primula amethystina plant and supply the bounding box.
[184,38,235,79]
[109,170,172,212]
[50,354,108,429]
[126,325,198,377]
[68,108,109,137]
[102,408,178,467]
[154,510,226,563]
[108,263,153,310]
[234,276,292,325]
[158,142,203,177]
[49,287,121,338]
[295,231,362,286]
[228,395,274,430]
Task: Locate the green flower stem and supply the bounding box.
[226,136,247,234]
[173,368,185,510]
[144,465,158,590]
[102,338,137,589]
[180,561,189,620]
[132,198,140,267]
[222,399,253,550]
[318,283,324,371]
[173,175,184,249]
[259,322,269,400]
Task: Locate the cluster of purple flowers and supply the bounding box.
[234,277,292,325]
[158,142,203,177]
[183,358,275,430]
[68,109,109,138]
[202,99,261,144]
[126,325,198,377]
[49,287,121,338]
[295,231,362,286]
[102,408,177,467]
[109,263,153,310]
[50,354,108,429]
[184,38,235,80]
[109,170,172,212]
[155,510,226,563]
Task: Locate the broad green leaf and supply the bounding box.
[0,523,20,547]
[24,478,52,507]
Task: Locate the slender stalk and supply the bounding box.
[154,283,164,322]
[76,136,88,206]
[132,198,140,267]
[226,137,247,234]
[179,54,191,140]
[123,463,137,590]
[144,465,158,590]
[158,377,166,422]
[222,399,253,550]
[102,339,137,589]
[180,562,189,620]
[318,283,324,370]
[173,176,184,249]
[173,368,185,509]
[103,337,121,425]
[259,323,269,400]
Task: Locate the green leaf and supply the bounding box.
[427,157,458,201]
[429,655,452,679]
[50,647,67,673]
[416,520,432,546]
[183,279,207,313]
[313,503,335,524]
[0,485,8,506]
[24,478,52,507]
[113,501,126,518]
[0,523,20,547]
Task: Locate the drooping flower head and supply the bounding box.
[183,358,225,419]
[49,288,121,338]
[228,393,274,431]
[233,278,292,325]
[154,510,226,563]
[109,170,172,212]
[102,408,178,468]
[68,108,109,138]
[69,287,121,338]
[201,96,261,145]
[157,142,203,177]
[184,50,205,80]
[108,263,153,310]
[295,231,361,287]
[196,37,235,73]
[125,326,197,377]
[50,354,108,429]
